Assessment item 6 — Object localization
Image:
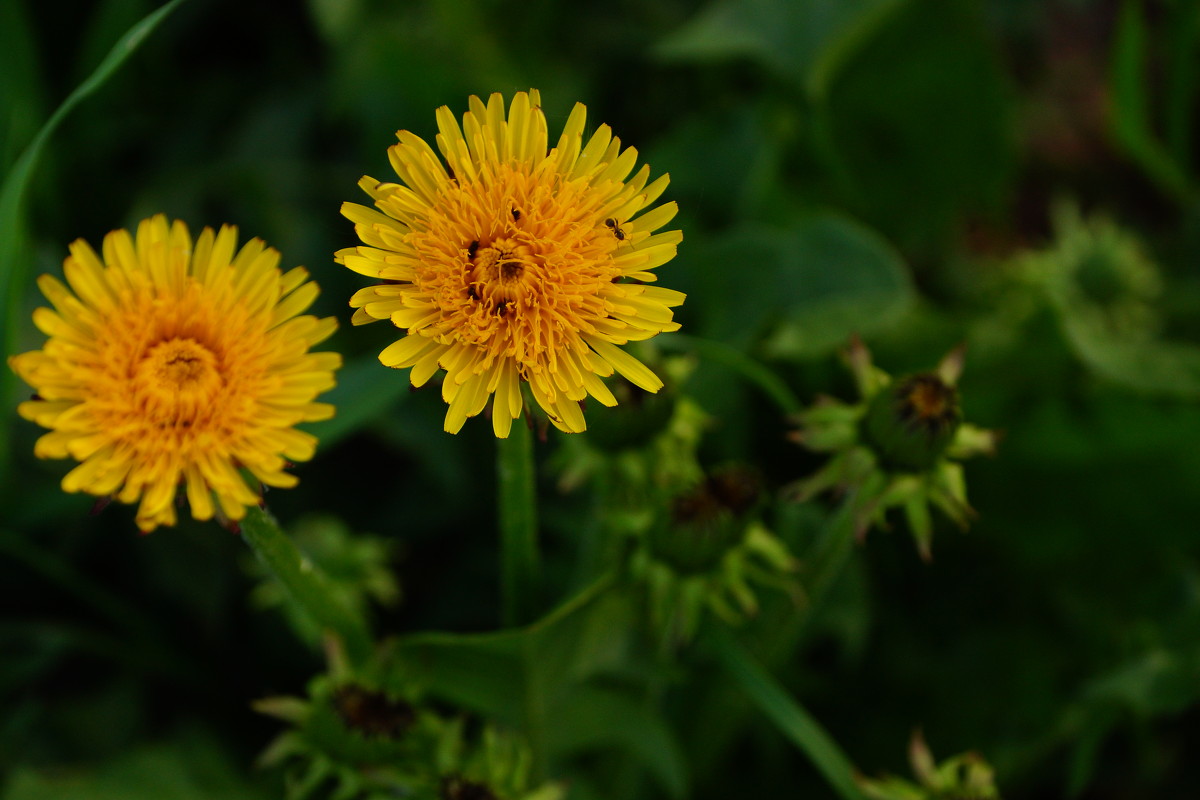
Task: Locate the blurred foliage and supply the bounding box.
[4,0,1200,798]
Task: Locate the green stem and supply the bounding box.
[710,626,866,800]
[241,507,373,666]
[497,422,540,627]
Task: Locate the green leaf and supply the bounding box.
[816,0,1015,250]
[654,0,910,91]
[1082,648,1199,717]
[549,686,690,799]
[696,214,912,358]
[392,577,643,782]
[0,0,188,488]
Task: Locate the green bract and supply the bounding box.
[859,731,1000,800]
[255,676,563,800]
[788,339,996,560]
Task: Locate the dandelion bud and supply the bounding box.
[441,776,500,800]
[862,373,962,472]
[331,684,416,740]
[649,465,762,574]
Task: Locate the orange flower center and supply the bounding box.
[406,163,618,369]
[905,376,951,420]
[133,337,223,425]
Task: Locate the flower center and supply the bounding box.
[133,338,223,425]
[465,236,539,315]
[903,375,952,421]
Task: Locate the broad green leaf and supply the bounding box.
[654,0,910,91]
[765,215,913,357]
[306,0,365,44]
[392,577,628,718]
[1082,648,1198,719]
[817,0,1015,250]
[692,215,911,357]
[549,686,690,798]
[0,0,188,487]
[643,103,786,221]
[392,578,663,782]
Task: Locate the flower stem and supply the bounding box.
[241,507,373,667]
[709,626,866,800]
[497,421,540,627]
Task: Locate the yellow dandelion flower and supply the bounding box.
[8,215,341,532]
[337,89,685,437]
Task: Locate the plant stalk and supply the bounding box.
[241,507,373,667]
[497,421,540,627]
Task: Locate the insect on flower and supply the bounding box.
[337,89,685,437]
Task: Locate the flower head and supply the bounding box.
[634,460,799,647]
[257,676,565,800]
[787,339,996,561]
[337,89,685,437]
[9,215,340,532]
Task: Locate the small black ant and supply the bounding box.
[604,217,626,241]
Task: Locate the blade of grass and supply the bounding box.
[0,0,188,489]
[1110,0,1194,204]
[0,0,45,172]
[497,421,540,627]
[659,332,803,416]
[709,625,867,800]
[1165,0,1200,174]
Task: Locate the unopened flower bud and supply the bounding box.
[649,465,762,574]
[862,373,962,472]
[441,775,500,800]
[332,684,416,740]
